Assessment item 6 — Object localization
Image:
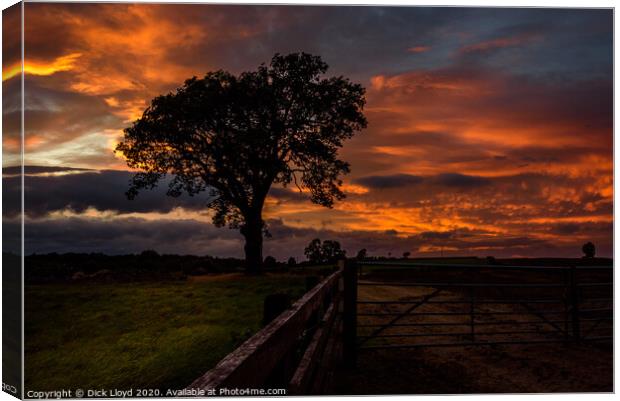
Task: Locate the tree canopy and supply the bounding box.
[582,242,596,258]
[116,53,367,272]
[304,238,346,264]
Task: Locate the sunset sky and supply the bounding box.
[2,4,613,259]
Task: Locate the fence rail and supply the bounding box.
[357,261,613,270]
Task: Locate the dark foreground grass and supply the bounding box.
[25,274,307,392]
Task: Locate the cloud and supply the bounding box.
[354,174,424,189]
[354,173,490,190]
[2,167,611,258]
[3,165,92,175]
[431,173,491,188]
[2,4,22,76]
[267,187,310,203]
[3,168,211,218]
[20,79,125,167]
[9,214,604,259]
[3,53,82,81]
[407,46,430,53]
[14,216,244,256]
[459,33,540,55]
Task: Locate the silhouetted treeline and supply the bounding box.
[21,252,245,283]
[15,252,612,284]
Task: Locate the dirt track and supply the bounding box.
[335,341,612,394]
[333,281,613,394]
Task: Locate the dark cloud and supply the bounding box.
[552,223,581,235]
[419,231,455,240]
[3,168,211,218]
[354,174,424,189]
[267,187,309,203]
[3,166,611,258]
[8,215,586,259]
[14,216,243,256]
[550,221,612,237]
[2,4,22,70]
[24,78,124,146]
[354,172,489,190]
[431,173,490,188]
[3,165,92,175]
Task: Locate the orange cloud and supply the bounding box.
[460,33,541,54]
[407,45,430,53]
[3,52,81,81]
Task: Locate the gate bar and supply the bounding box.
[359,337,611,350]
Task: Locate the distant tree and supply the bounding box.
[403,251,411,259]
[287,257,297,267]
[356,248,367,260]
[486,256,497,265]
[304,238,346,264]
[582,242,596,258]
[305,238,324,264]
[263,255,277,269]
[140,250,159,258]
[116,53,367,273]
[321,240,345,263]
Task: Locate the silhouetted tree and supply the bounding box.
[356,248,367,260]
[304,238,346,264]
[287,257,297,267]
[140,249,159,259]
[116,53,367,273]
[582,242,596,258]
[305,238,324,264]
[403,251,411,259]
[322,240,345,263]
[263,255,277,269]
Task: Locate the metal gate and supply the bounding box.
[351,261,612,351]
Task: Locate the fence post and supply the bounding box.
[469,286,475,343]
[342,258,358,368]
[563,268,569,342]
[569,265,580,343]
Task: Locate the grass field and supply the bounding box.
[25,273,307,392]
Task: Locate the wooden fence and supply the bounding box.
[186,260,357,394]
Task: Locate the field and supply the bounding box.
[24,273,308,392]
[23,257,613,394]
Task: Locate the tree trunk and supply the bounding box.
[241,216,263,274]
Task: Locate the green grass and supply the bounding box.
[25,274,307,391]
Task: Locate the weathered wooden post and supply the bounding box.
[562,267,571,342]
[569,266,580,343]
[469,286,475,342]
[342,258,358,368]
